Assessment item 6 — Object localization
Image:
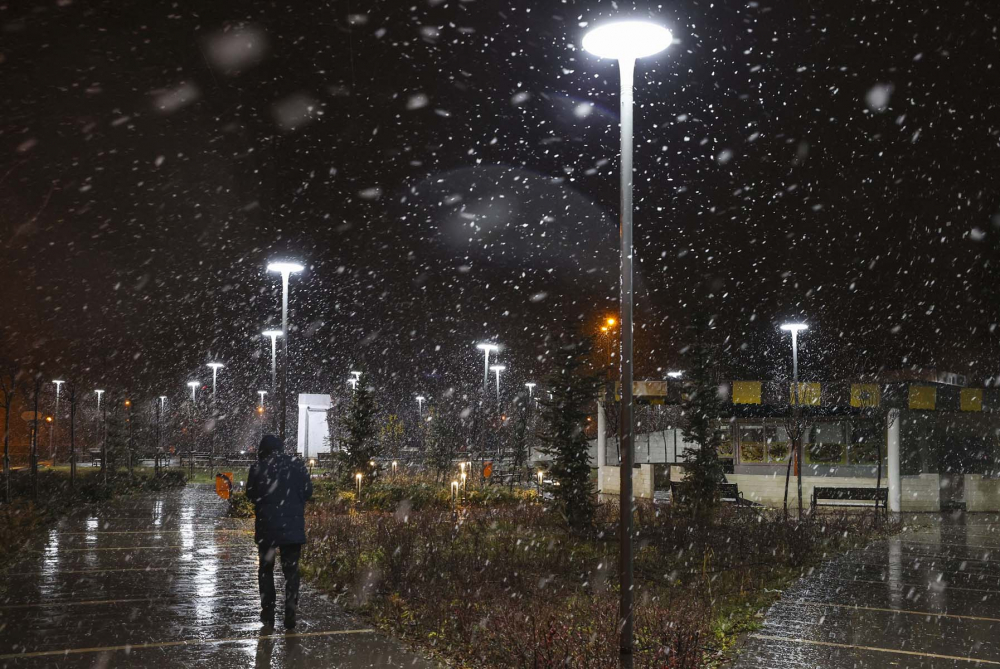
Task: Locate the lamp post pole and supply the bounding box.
[581,20,673,664]
[781,323,808,516]
[476,343,498,393]
[50,380,64,462]
[268,263,304,442]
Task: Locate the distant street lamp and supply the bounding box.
[525,382,536,399]
[94,389,105,453]
[267,261,305,441]
[582,18,673,663]
[780,323,808,516]
[666,371,683,379]
[258,390,267,408]
[50,380,64,461]
[262,329,282,392]
[416,395,426,416]
[476,343,499,392]
[157,396,166,472]
[348,371,361,392]
[207,362,224,396]
[187,381,199,402]
[489,364,506,402]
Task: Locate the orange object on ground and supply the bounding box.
[215,472,233,500]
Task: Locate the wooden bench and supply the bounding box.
[669,481,746,506]
[811,486,888,514]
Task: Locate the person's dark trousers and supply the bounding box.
[258,543,302,620]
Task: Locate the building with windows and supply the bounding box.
[594,373,1000,512]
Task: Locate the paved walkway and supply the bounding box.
[0,485,434,668]
[735,512,1000,668]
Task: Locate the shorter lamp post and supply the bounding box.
[392,460,398,477]
[416,395,425,416]
[355,472,362,501]
[451,480,459,508]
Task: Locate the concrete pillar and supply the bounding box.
[888,408,901,513]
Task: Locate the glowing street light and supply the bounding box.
[780,323,809,516]
[489,364,506,400]
[582,19,673,661]
[525,382,536,399]
[416,395,426,416]
[258,390,267,408]
[207,362,224,396]
[355,472,363,498]
[476,343,499,392]
[187,381,199,402]
[267,261,305,441]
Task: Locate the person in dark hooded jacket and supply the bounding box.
[247,434,313,629]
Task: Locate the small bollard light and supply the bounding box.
[451,480,459,507]
[309,458,315,476]
[356,472,362,500]
[392,460,398,476]
[461,471,467,491]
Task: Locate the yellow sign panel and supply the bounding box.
[960,388,983,412]
[633,381,668,397]
[850,384,881,408]
[732,381,762,405]
[908,385,936,411]
[789,383,821,406]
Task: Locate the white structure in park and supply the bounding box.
[297,394,332,459]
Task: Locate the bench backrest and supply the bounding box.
[812,486,888,502]
[670,481,740,499]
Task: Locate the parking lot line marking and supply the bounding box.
[829,576,1000,595]
[0,628,377,660]
[751,634,1000,665]
[43,544,250,552]
[0,597,161,610]
[57,529,252,536]
[797,600,1000,623]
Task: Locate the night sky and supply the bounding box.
[2,0,999,407]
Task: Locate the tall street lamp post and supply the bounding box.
[50,380,64,462]
[476,343,498,393]
[416,395,425,416]
[780,323,808,516]
[95,389,105,472]
[125,399,133,475]
[582,19,673,664]
[207,362,224,466]
[267,262,304,442]
[187,381,199,476]
[489,365,506,403]
[156,396,166,474]
[262,330,282,431]
[208,362,224,397]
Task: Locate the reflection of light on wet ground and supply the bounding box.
[39,528,61,599]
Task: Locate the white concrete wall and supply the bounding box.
[965,475,1000,512]
[598,465,655,499]
[297,394,332,458]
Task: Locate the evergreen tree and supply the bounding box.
[339,373,380,478]
[539,338,599,530]
[510,396,532,483]
[681,335,725,518]
[425,405,459,480]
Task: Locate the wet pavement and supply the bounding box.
[735,512,1000,668]
[0,485,435,668]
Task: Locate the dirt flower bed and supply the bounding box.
[301,483,898,668]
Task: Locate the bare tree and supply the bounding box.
[0,360,23,502]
